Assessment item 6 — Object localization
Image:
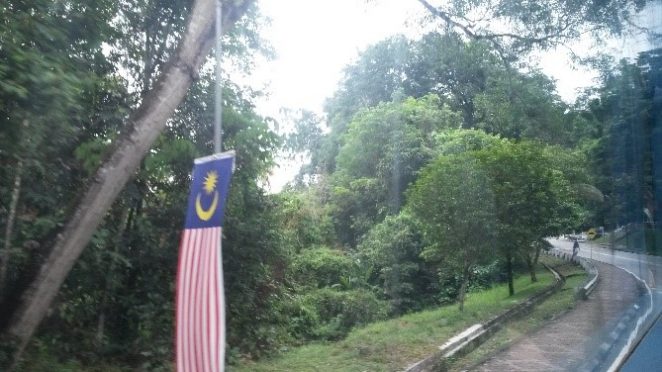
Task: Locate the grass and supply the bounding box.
[448,256,587,371]
[231,265,555,372]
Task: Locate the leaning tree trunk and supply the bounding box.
[0,0,254,367]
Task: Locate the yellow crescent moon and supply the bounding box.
[195,191,219,221]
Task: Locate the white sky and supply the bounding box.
[249,0,425,117]
[243,0,660,192]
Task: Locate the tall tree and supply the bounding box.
[0,0,119,300]
[330,95,461,246]
[408,154,497,310]
[475,141,583,291]
[357,213,435,314]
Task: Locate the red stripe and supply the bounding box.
[184,229,194,371]
[212,227,220,371]
[181,229,196,371]
[217,227,224,369]
[202,229,211,371]
[214,227,221,370]
[197,229,208,371]
[189,229,202,372]
[176,227,224,371]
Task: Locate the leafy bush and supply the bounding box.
[277,287,388,343]
[358,213,438,315]
[289,247,358,289]
[298,288,388,340]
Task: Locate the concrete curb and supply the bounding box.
[403,264,565,372]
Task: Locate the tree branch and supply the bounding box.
[416,0,479,39]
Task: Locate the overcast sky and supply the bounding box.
[243,0,660,192]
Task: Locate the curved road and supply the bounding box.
[476,254,643,371]
[548,238,662,371]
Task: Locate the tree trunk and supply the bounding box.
[0,158,23,301]
[529,244,541,282]
[526,255,537,282]
[0,0,254,367]
[506,253,514,296]
[458,266,470,312]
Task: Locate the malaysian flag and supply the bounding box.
[176,151,235,372]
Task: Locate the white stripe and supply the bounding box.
[195,229,209,371]
[189,228,202,371]
[176,227,226,371]
[182,228,197,372]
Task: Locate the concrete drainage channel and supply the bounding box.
[404,261,566,372]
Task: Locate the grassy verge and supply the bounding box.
[448,256,586,371]
[231,265,556,372]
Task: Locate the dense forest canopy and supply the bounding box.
[0,0,659,370]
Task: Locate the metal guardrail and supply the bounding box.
[546,248,599,300]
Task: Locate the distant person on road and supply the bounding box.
[572,239,580,260]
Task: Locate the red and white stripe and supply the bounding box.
[176,227,225,372]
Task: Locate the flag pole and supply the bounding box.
[214,0,223,153]
[215,2,226,370]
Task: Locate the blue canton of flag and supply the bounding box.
[177,151,235,372]
[184,152,235,229]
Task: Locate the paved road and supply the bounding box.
[549,239,662,370]
[550,238,662,297]
[476,256,643,371]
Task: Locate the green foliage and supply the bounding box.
[0,0,654,367]
[232,266,555,372]
[330,95,461,246]
[357,213,437,314]
[474,71,569,144]
[433,128,505,156]
[289,247,358,289]
[290,288,388,341]
[0,0,285,367]
[580,49,662,232]
[408,152,498,307]
[275,190,334,252]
